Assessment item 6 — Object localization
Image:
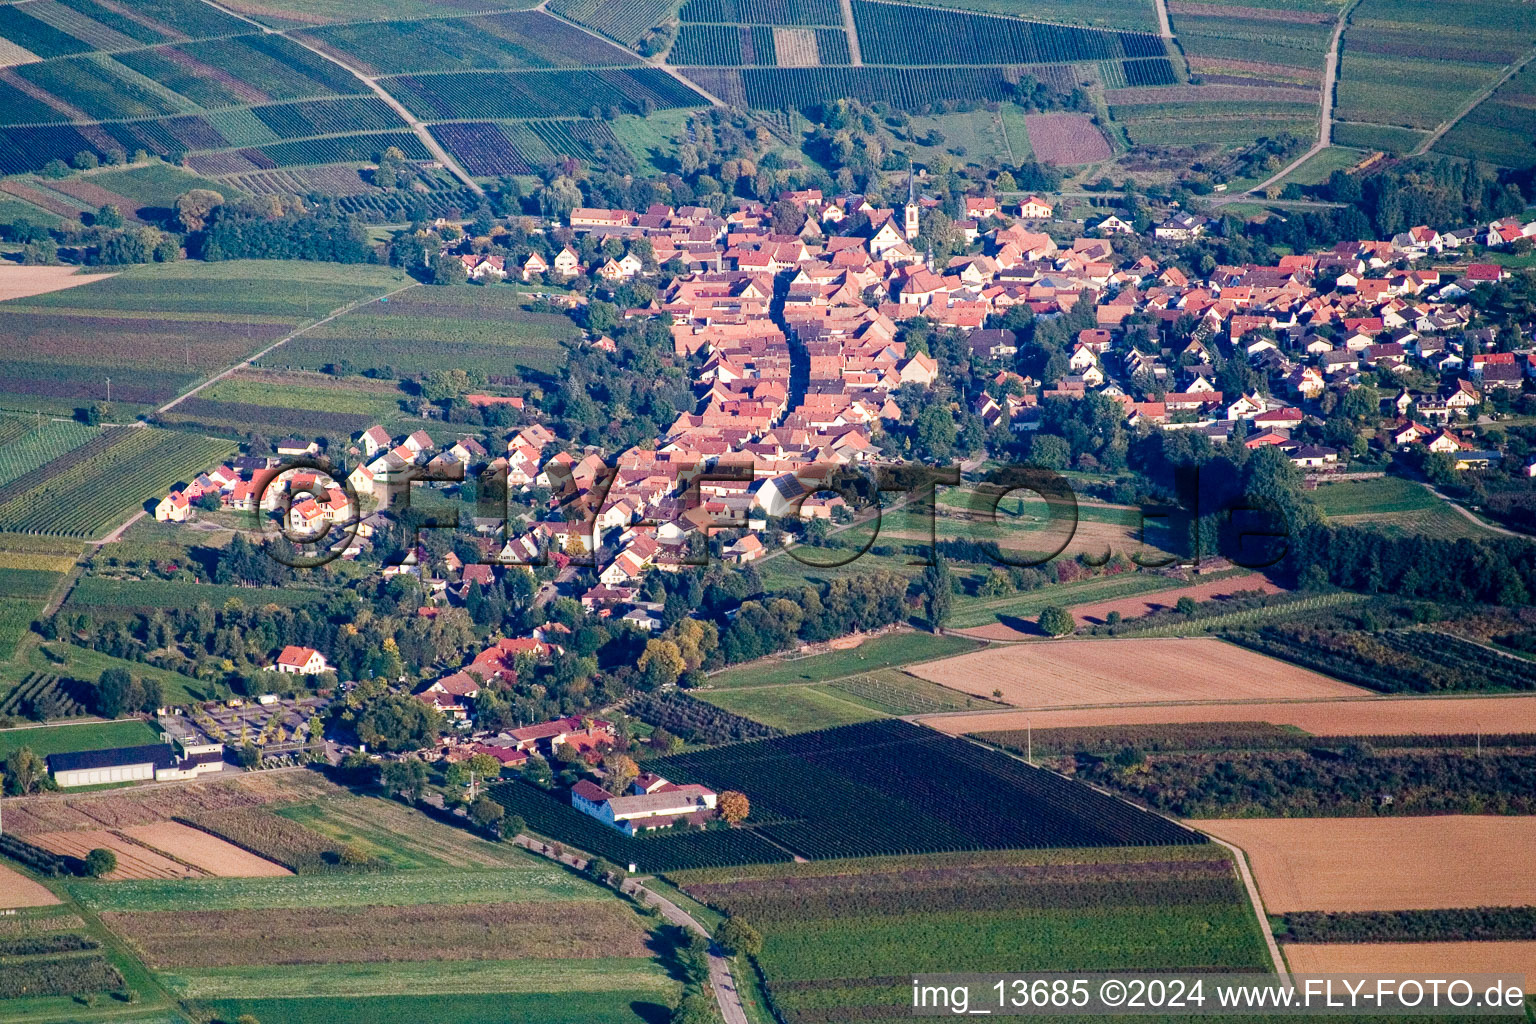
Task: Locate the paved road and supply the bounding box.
[1247,0,1356,196]
[512,835,750,1024]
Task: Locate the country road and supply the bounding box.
[1247,0,1356,196]
[191,0,483,191]
[511,835,750,1024]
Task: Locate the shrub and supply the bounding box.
[84,848,117,877]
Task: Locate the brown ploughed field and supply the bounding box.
[1283,942,1536,990]
[1190,817,1536,913]
[30,830,202,881]
[1066,575,1284,625]
[121,821,291,878]
[921,693,1536,736]
[0,266,113,301]
[909,638,1363,708]
[0,861,61,908]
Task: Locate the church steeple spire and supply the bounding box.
[903,164,919,241]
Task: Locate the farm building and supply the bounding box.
[47,740,228,787]
[47,744,176,787]
[570,777,718,835]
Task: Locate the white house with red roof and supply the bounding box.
[272,645,327,675]
[569,777,717,835]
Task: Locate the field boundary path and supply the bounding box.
[1198,830,1290,982]
[1152,0,1173,39]
[1419,481,1521,538]
[537,0,730,107]
[156,281,419,416]
[511,833,749,1024]
[964,733,1290,979]
[190,0,483,192]
[839,0,864,64]
[1412,48,1536,156]
[1246,0,1358,196]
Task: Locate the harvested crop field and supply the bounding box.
[909,638,1364,708]
[0,861,60,908]
[121,822,291,878]
[0,267,114,301]
[0,771,341,837]
[31,830,199,881]
[1169,2,1332,22]
[1190,817,1536,913]
[922,693,1536,736]
[1068,575,1285,625]
[1284,942,1536,990]
[103,901,651,967]
[1024,113,1112,164]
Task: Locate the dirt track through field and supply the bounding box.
[122,821,291,877]
[920,693,1536,736]
[1190,817,1536,913]
[1284,942,1536,990]
[909,638,1363,708]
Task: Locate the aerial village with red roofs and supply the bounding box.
[132,178,1536,824]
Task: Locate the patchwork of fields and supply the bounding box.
[0,772,681,1023]
[0,260,408,416]
[670,845,1271,1023]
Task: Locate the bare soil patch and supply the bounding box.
[1191,817,1536,913]
[774,27,818,66]
[122,821,291,878]
[0,771,341,838]
[0,862,60,908]
[31,830,201,881]
[1169,2,1332,22]
[0,39,39,68]
[1024,113,1112,165]
[104,901,651,967]
[1188,56,1321,84]
[909,638,1363,708]
[923,694,1536,736]
[1284,942,1536,990]
[1067,574,1284,625]
[0,266,112,302]
[1108,84,1317,105]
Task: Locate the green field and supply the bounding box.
[80,164,235,216]
[64,576,328,613]
[1310,476,1438,516]
[670,846,1270,1023]
[70,866,607,913]
[892,0,1158,29]
[695,683,887,733]
[1331,120,1428,153]
[0,262,408,416]
[948,572,1182,629]
[1336,55,1502,130]
[262,286,578,377]
[707,631,981,688]
[201,991,671,1024]
[0,716,157,758]
[1277,145,1366,186]
[2,640,209,705]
